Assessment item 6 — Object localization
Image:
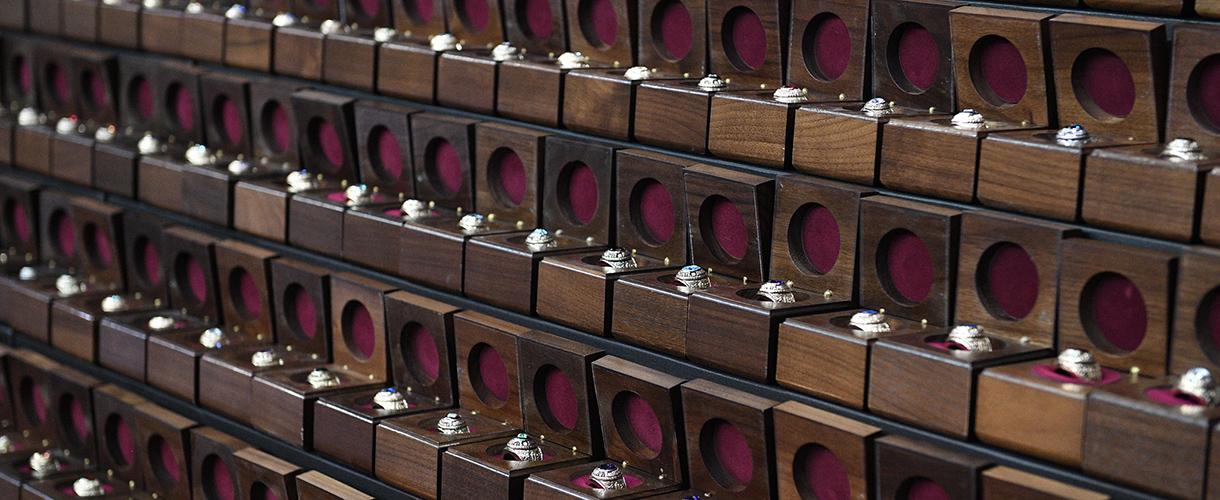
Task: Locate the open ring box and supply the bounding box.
[876,435,992,500]
[134,61,209,214]
[48,47,120,189]
[320,0,394,93]
[0,35,40,169]
[681,379,778,498]
[223,0,293,73]
[523,356,685,499]
[198,258,332,424]
[272,0,343,81]
[1174,25,1220,246]
[12,41,79,177]
[89,55,160,200]
[774,400,882,500]
[178,0,239,64]
[187,427,252,500]
[539,149,692,338]
[250,272,396,449]
[139,0,191,56]
[684,165,846,383]
[132,403,198,500]
[373,311,527,500]
[441,329,604,499]
[233,448,303,500]
[0,175,41,271]
[312,290,460,474]
[97,0,141,49]
[431,0,512,114]
[92,383,150,489]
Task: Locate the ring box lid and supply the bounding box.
[948,6,1054,126]
[68,47,119,128]
[787,0,868,100]
[773,400,882,500]
[637,0,706,77]
[1167,24,1220,151]
[297,470,373,500]
[1172,246,1220,375]
[250,77,307,168]
[35,42,78,120]
[982,466,1110,500]
[386,290,460,404]
[163,226,221,322]
[518,330,605,456]
[455,310,531,428]
[121,213,173,303]
[91,383,148,485]
[342,0,392,26]
[707,0,785,87]
[474,122,550,230]
[542,136,619,245]
[876,434,992,500]
[592,356,686,481]
[3,36,40,109]
[410,112,478,212]
[871,0,963,111]
[771,174,875,299]
[876,327,1054,366]
[501,0,564,55]
[153,60,206,146]
[215,240,279,341]
[189,427,251,500]
[291,89,358,181]
[330,272,396,380]
[564,0,635,66]
[390,0,446,40]
[133,403,198,500]
[45,365,101,460]
[0,174,41,262]
[38,191,82,270]
[684,164,774,283]
[201,72,253,158]
[9,351,59,440]
[233,448,302,500]
[615,149,696,263]
[68,197,124,288]
[355,100,420,198]
[680,378,777,498]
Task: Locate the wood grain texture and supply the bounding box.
[216,239,279,339]
[179,9,226,63]
[949,7,1053,125]
[524,459,678,499]
[1173,246,1220,375]
[7,352,58,441]
[50,133,95,187]
[249,365,384,448]
[771,174,874,299]
[386,290,459,400]
[288,190,349,257]
[537,251,673,336]
[633,81,724,155]
[354,100,418,195]
[857,196,961,326]
[876,435,992,500]
[1082,144,1217,242]
[135,403,198,500]
[684,164,774,282]
[391,0,446,38]
[374,409,517,499]
[497,56,568,127]
[190,427,251,500]
[441,438,590,500]
[791,102,938,185]
[1167,24,1220,150]
[330,272,396,378]
[774,401,880,500]
[342,206,407,275]
[611,271,735,358]
[411,113,479,211]
[436,51,498,114]
[562,70,641,141]
[1057,238,1176,376]
[92,383,150,487]
[400,214,520,294]
[225,17,274,73]
[297,470,375,500]
[274,25,325,81]
[565,0,634,65]
[323,32,379,92]
[98,1,140,49]
[707,0,782,86]
[518,330,604,454]
[637,0,705,75]
[146,329,228,403]
[787,0,868,100]
[542,136,618,244]
[232,179,298,243]
[871,0,962,110]
[501,0,565,54]
[475,122,548,228]
[292,89,357,179]
[136,153,186,213]
[70,196,124,285]
[464,232,603,315]
[377,41,438,103]
[201,72,252,156]
[983,466,1110,500]
[708,90,799,169]
[446,0,502,47]
[163,225,221,320]
[198,345,324,423]
[140,7,183,56]
[46,365,101,459]
[153,60,206,142]
[234,448,302,500]
[615,149,695,262]
[14,126,54,175]
[681,379,776,499]
[270,257,332,354]
[454,311,530,428]
[37,190,80,268]
[70,48,119,126]
[313,384,446,474]
[1083,0,1183,15]
[51,293,159,363]
[592,356,685,480]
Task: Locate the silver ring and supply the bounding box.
[286,170,319,193]
[950,109,985,128]
[56,274,86,297]
[1177,367,1218,406]
[437,412,470,435]
[251,350,280,367]
[675,265,711,289]
[373,388,410,410]
[345,184,375,206]
[590,463,627,490]
[55,116,78,135]
[599,248,637,270]
[101,295,128,313]
[72,478,106,498]
[0,436,13,454]
[557,52,589,69]
[198,327,225,348]
[492,42,522,62]
[459,213,489,233]
[185,144,217,166]
[307,368,341,389]
[524,228,557,249]
[698,74,727,92]
[430,33,459,52]
[861,98,893,117]
[16,108,40,127]
[756,280,796,303]
[623,66,653,81]
[504,433,544,462]
[1162,138,1208,162]
[224,4,246,19]
[946,324,991,353]
[28,451,58,477]
[1056,348,1101,382]
[772,85,807,104]
[1055,124,1091,147]
[848,309,891,335]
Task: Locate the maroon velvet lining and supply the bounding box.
[476,345,511,402]
[976,36,1027,104]
[896,24,939,91]
[637,180,674,244]
[431,140,463,195]
[524,0,553,39]
[906,478,950,500]
[411,0,434,23]
[727,7,766,71]
[571,474,645,489]
[142,240,161,285]
[624,393,663,453]
[805,446,850,500]
[1208,292,1220,354]
[460,0,490,31]
[134,78,154,120]
[346,302,377,359]
[186,256,208,303]
[1079,49,1135,118]
[238,269,261,318]
[407,323,441,381]
[925,341,961,351]
[1145,387,1208,407]
[884,230,933,303]
[588,0,617,46]
[11,202,29,243]
[160,439,180,483]
[812,14,850,81]
[1193,56,1220,130]
[710,198,748,260]
[984,244,1038,320]
[326,192,348,203]
[49,64,70,104]
[221,96,243,146]
[316,120,345,168]
[656,0,691,60]
[543,367,578,430]
[801,205,839,274]
[115,417,135,465]
[712,420,753,485]
[357,0,381,16]
[565,162,599,225]
[56,212,76,258]
[16,58,31,94]
[1030,365,1122,386]
[1088,274,1146,353]
[174,86,196,132]
[268,102,291,154]
[289,285,317,339]
[372,127,403,181]
[32,383,46,422]
[89,72,109,109]
[92,227,113,267]
[69,396,88,442]
[496,150,527,206]
[210,457,234,500]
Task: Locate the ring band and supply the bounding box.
[1055,348,1101,382]
[946,324,992,353]
[756,280,796,303]
[505,433,544,462]
[590,463,627,490]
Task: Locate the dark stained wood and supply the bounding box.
[233,177,342,244]
[136,150,189,213]
[2,36,39,110]
[0,175,41,260]
[592,356,685,480]
[0,0,27,30]
[269,258,332,354]
[313,384,446,474]
[329,272,396,378]
[297,470,374,500]
[179,6,228,63]
[518,330,605,454]
[8,351,59,441]
[777,310,925,409]
[180,161,287,228]
[391,0,446,38]
[116,54,161,134]
[1082,144,1219,242]
[120,212,171,302]
[377,41,440,104]
[611,270,736,358]
[374,409,517,499]
[1057,239,1176,376]
[949,7,1053,125]
[956,211,1078,345]
[69,197,124,285]
[293,0,340,22]
[148,326,261,403]
[233,448,302,500]
[871,0,962,111]
[983,466,1110,500]
[92,383,150,488]
[637,0,705,76]
[323,31,380,92]
[876,435,991,500]
[0,448,90,498]
[440,437,590,500]
[565,0,634,65]
[463,231,603,315]
[97,311,211,382]
[542,137,618,244]
[563,69,670,141]
[289,188,394,258]
[857,196,961,325]
[787,0,868,100]
[215,240,278,339]
[50,292,160,363]
[154,61,206,144]
[292,89,358,179]
[684,164,773,282]
[92,136,140,199]
[274,25,326,81]
[28,0,63,34]
[70,48,119,127]
[97,1,142,49]
[163,226,221,320]
[342,205,407,275]
[411,113,479,212]
[707,0,782,86]
[499,0,563,54]
[455,311,530,428]
[249,365,385,448]
[446,0,502,47]
[707,89,806,169]
[398,211,520,294]
[22,475,131,500]
[681,379,776,498]
[498,56,610,128]
[475,123,548,228]
[1083,0,1183,15]
[616,150,695,262]
[134,403,198,500]
[523,459,679,499]
[35,42,78,119]
[436,50,498,114]
[791,102,938,185]
[225,16,275,73]
[1049,14,1165,143]
[771,174,874,299]
[355,100,418,195]
[45,365,98,460]
[250,77,305,167]
[537,251,675,336]
[49,131,96,187]
[1172,246,1220,375]
[37,190,81,267]
[198,345,325,424]
[140,6,184,57]
[634,81,750,155]
[190,427,251,500]
[385,291,459,400]
[201,72,252,157]
[1167,24,1220,150]
[0,118,15,168]
[13,125,55,175]
[774,401,880,500]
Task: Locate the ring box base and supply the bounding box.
[436,50,497,114]
[398,215,520,295]
[1081,144,1220,242]
[707,90,805,169]
[97,1,141,49]
[232,178,342,243]
[441,439,590,500]
[179,7,227,63]
[146,328,269,404]
[14,125,55,175]
[792,102,939,185]
[140,6,183,56]
[198,345,327,424]
[274,25,325,81]
[249,366,384,449]
[313,388,450,474]
[374,409,518,500]
[49,133,95,187]
[97,310,213,382]
[92,138,141,198]
[610,270,736,358]
[50,293,161,363]
[377,41,439,103]
[463,232,603,315]
[536,253,676,336]
[523,459,681,499]
[224,15,275,72]
[323,31,379,92]
[288,190,396,258]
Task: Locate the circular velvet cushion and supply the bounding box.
[723,7,766,71]
[343,302,377,359]
[880,230,933,304]
[286,285,317,339]
[970,35,1027,105]
[403,323,440,382]
[803,13,851,82]
[1083,273,1146,354]
[978,243,1038,320]
[653,0,692,61]
[1073,49,1135,119]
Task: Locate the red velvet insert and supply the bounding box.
[565,162,599,225]
[411,0,434,23]
[984,243,1038,320]
[460,0,490,31]
[69,396,88,443]
[726,7,766,71]
[1030,365,1122,386]
[1088,273,1146,353]
[174,86,196,132]
[54,212,75,257]
[804,446,850,500]
[267,102,291,154]
[623,393,663,452]
[1193,56,1220,130]
[357,0,381,16]
[288,285,317,339]
[571,473,645,489]
[523,0,553,39]
[476,345,511,402]
[709,197,748,261]
[406,323,441,381]
[1078,49,1135,118]
[656,0,691,60]
[430,139,463,196]
[209,456,234,500]
[115,417,135,465]
[587,0,617,46]
[92,227,114,267]
[896,24,939,91]
[316,120,345,168]
[345,302,377,359]
[49,64,70,104]
[32,383,46,422]
[16,58,31,94]
[543,367,578,430]
[496,149,527,206]
[373,127,403,181]
[711,420,753,485]
[142,239,161,285]
[11,202,29,243]
[801,205,839,274]
[186,256,208,303]
[159,438,180,483]
[220,97,243,146]
[637,179,674,244]
[883,230,933,303]
[905,478,949,500]
[1145,387,1208,407]
[88,72,109,109]
[134,78,154,120]
[238,269,261,318]
[975,36,1027,104]
[812,14,850,81]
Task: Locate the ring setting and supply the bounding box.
[599,248,637,270]
[756,280,796,303]
[373,388,410,411]
[675,265,711,289]
[437,412,471,434]
[307,368,341,389]
[590,463,627,490]
[946,324,991,353]
[849,309,891,336]
[504,433,544,462]
[1176,367,1219,407]
[1055,348,1101,382]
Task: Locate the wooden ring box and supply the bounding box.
[233,448,302,500]
[189,428,250,500]
[13,48,61,175]
[1082,144,1220,242]
[635,81,760,156]
[0,346,15,429]
[787,0,868,101]
[870,0,961,111]
[876,435,991,500]
[297,471,373,500]
[60,0,102,43]
[323,0,394,93]
[464,233,603,316]
[0,175,43,261]
[857,196,959,325]
[35,43,77,120]
[377,38,445,104]
[706,0,782,88]
[3,36,39,111]
[48,52,118,188]
[133,404,198,500]
[8,352,58,442]
[198,258,332,423]
[629,0,713,151]
[1172,246,1220,375]
[44,366,100,463]
[134,64,206,214]
[791,101,941,185]
[400,209,521,295]
[434,48,500,115]
[223,1,289,74]
[523,356,684,499]
[445,0,503,48]
[1082,0,1184,14]
[119,213,171,302]
[92,55,160,199]
[389,0,445,40]
[179,1,231,64]
[774,401,881,500]
[681,379,777,498]
[558,0,646,140]
[353,100,417,198]
[441,330,603,499]
[770,174,872,301]
[146,240,278,403]
[140,0,189,57]
[341,203,408,276]
[0,0,27,30]
[312,291,460,474]
[1083,372,1220,500]
[21,473,131,500]
[28,0,63,34]
[497,53,616,129]
[97,0,142,50]
[372,311,528,498]
[0,448,91,499]
[708,88,816,170]
[500,0,564,56]
[984,467,1110,500]
[273,0,341,81]
[292,184,398,260]
[115,55,162,135]
[1057,239,1176,377]
[97,226,220,382]
[1048,14,1165,143]
[948,6,1053,126]
[1168,23,1220,153]
[92,384,150,489]
[249,272,394,449]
